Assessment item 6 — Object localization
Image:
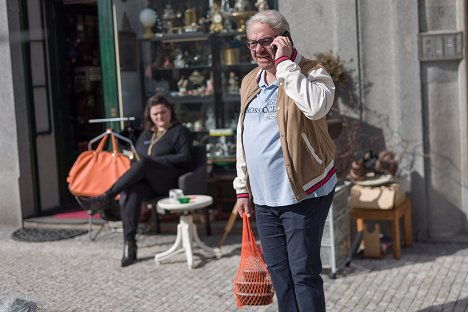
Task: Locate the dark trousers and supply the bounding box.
[108,158,184,241]
[255,190,335,312]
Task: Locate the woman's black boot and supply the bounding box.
[121,240,137,267]
[77,191,113,214]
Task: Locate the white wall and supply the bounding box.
[0,0,23,226]
[281,0,467,239]
[419,0,468,239]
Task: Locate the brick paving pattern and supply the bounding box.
[0,224,467,311]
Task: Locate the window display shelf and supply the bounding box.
[152,65,213,71]
[166,95,214,104]
[221,63,255,70]
[144,32,209,43]
[139,31,255,130]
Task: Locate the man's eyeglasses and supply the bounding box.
[246,37,275,51]
[246,31,292,51]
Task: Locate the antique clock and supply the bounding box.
[209,3,224,33]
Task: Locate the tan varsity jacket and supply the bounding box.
[233,51,336,201]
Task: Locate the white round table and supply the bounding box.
[154,195,221,269]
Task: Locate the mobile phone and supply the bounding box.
[283,31,294,47]
[272,31,292,54]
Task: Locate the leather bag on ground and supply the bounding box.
[349,183,405,210]
[67,131,130,197]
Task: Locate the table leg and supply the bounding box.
[156,214,221,268]
[356,218,364,232]
[181,219,194,269]
[155,222,184,265]
[191,223,222,259]
[403,200,413,247]
[391,215,401,259]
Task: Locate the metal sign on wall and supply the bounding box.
[419,31,463,62]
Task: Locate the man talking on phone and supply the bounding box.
[233,9,336,312]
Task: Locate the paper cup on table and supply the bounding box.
[169,189,184,203]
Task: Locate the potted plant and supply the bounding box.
[314,50,346,84]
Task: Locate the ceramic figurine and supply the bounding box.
[255,0,269,11]
[174,49,185,68]
[234,0,250,12]
[177,76,188,95]
[227,71,239,94]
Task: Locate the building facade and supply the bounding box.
[1,0,467,240]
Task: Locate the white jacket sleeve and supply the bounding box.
[232,113,249,195]
[276,60,335,120]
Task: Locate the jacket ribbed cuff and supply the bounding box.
[275,56,289,67]
[236,193,249,199]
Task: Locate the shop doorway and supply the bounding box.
[44,1,105,212]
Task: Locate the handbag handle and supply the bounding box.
[241,214,260,257]
[242,215,253,241]
[111,131,121,155]
[95,133,109,153]
[94,130,121,156]
[90,129,139,160]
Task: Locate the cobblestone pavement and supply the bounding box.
[1,224,467,312]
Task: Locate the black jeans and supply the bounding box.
[255,190,335,312]
[108,158,185,241]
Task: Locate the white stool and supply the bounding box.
[154,195,221,269]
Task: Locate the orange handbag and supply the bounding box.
[67,130,130,197]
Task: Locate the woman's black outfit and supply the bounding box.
[104,122,193,246]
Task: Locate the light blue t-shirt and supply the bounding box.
[243,70,336,207]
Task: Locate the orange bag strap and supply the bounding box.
[242,215,251,243]
[110,131,121,155]
[93,129,134,159]
[241,215,261,258]
[94,130,120,155]
[95,133,109,153]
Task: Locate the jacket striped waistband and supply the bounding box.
[303,160,336,195]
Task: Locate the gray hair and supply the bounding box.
[246,10,290,34]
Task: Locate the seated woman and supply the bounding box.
[80,94,194,267]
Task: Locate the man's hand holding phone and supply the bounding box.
[270,31,293,59]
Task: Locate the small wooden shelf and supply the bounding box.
[166,95,214,104]
[140,32,209,43]
[153,65,213,72]
[349,198,413,260]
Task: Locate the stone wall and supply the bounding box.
[281,0,467,239]
[0,0,23,227]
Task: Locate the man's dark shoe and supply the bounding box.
[121,240,137,267]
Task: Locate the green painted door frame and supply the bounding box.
[97,0,120,131]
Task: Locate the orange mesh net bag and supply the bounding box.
[234,215,274,307]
